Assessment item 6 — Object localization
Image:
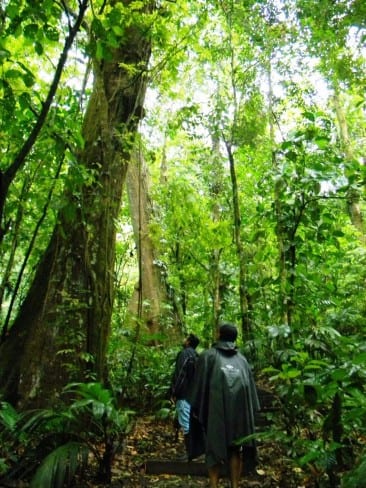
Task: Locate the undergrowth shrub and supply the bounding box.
[341,453,366,488]
[262,328,366,488]
[0,400,22,476]
[0,382,133,488]
[108,334,178,414]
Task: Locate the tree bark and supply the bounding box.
[0,2,153,408]
[125,149,168,338]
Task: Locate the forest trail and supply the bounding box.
[112,415,314,488]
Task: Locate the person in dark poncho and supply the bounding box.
[188,323,260,488]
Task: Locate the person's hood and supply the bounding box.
[213,340,238,356]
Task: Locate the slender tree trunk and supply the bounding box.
[209,137,225,340]
[0,2,153,408]
[155,138,187,335]
[273,175,289,325]
[333,89,365,241]
[0,179,29,320]
[1,157,63,341]
[0,0,88,244]
[267,60,289,326]
[225,141,252,342]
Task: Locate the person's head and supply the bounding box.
[186,333,200,349]
[218,323,238,342]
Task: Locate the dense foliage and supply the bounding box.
[0,382,132,486]
[0,0,365,486]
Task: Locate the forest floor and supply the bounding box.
[107,415,316,488]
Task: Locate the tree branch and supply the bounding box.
[0,0,89,242]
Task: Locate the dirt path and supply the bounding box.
[113,416,312,487]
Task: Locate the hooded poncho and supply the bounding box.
[188,340,260,468]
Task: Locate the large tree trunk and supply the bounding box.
[0,2,153,409]
[125,150,169,339]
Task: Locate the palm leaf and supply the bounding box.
[30,441,89,488]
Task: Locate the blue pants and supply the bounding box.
[176,399,191,435]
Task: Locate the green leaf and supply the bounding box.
[314,137,329,149]
[108,6,123,24]
[353,352,366,365]
[5,68,23,79]
[286,150,297,162]
[131,1,144,9]
[0,48,10,62]
[299,447,321,465]
[96,41,105,60]
[282,367,301,379]
[23,73,35,87]
[112,25,124,37]
[303,111,316,122]
[0,401,19,430]
[34,41,44,55]
[91,17,105,37]
[5,3,19,19]
[30,442,89,488]
[281,141,293,151]
[45,25,59,42]
[23,23,39,39]
[331,368,347,381]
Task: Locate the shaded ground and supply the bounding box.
[111,416,314,488]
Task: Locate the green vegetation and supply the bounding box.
[0,0,365,486]
[1,382,132,486]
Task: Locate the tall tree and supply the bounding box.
[295,0,366,236]
[125,147,171,339]
[0,0,154,408]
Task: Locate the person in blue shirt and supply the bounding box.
[171,333,200,459]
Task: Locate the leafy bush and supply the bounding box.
[0,382,133,487]
[342,454,366,488]
[262,330,366,487]
[108,335,177,412]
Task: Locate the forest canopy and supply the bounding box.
[0,0,365,486]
